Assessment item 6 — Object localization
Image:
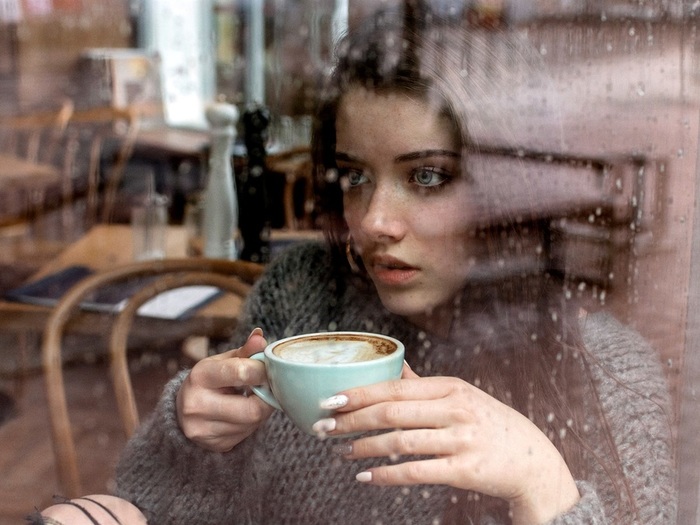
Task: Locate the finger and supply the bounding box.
[337,376,463,412]
[346,428,461,459]
[184,384,274,425]
[331,399,463,435]
[355,457,459,487]
[187,356,268,391]
[401,361,419,379]
[212,328,267,360]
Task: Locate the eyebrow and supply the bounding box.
[394,149,460,162]
[334,149,460,163]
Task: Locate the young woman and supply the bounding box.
[34,7,675,525]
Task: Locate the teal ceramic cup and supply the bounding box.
[250,331,405,436]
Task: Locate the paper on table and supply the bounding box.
[5,265,221,320]
[134,285,221,320]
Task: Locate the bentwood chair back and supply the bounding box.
[0,99,74,228]
[42,258,264,497]
[0,98,74,165]
[62,106,140,226]
[110,270,262,439]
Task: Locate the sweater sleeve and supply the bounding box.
[114,371,270,524]
[548,312,677,524]
[114,243,332,524]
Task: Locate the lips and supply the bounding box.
[368,255,419,285]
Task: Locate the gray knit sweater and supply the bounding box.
[115,243,676,524]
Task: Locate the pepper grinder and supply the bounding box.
[203,102,239,259]
[239,104,271,263]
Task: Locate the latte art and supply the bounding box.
[273,336,395,364]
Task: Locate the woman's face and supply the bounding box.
[336,87,475,329]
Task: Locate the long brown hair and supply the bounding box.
[311,4,635,522]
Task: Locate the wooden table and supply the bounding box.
[133,127,210,160]
[0,224,243,340]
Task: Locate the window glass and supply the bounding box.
[1,1,698,523]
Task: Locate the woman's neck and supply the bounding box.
[407,302,456,338]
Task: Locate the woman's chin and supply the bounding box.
[376,292,450,331]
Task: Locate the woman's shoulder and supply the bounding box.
[264,241,335,279]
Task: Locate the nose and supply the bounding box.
[359,181,406,241]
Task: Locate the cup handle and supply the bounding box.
[249,353,282,410]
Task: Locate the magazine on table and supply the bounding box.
[4,265,221,320]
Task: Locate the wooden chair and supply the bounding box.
[0,99,74,229]
[0,98,74,165]
[41,258,264,497]
[266,146,315,230]
[62,106,141,226]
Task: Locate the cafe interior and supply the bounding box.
[0,0,699,522]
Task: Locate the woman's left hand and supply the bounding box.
[314,365,580,524]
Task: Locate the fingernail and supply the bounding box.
[312,418,336,434]
[356,471,372,483]
[247,327,263,341]
[332,442,353,456]
[320,394,348,410]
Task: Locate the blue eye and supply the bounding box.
[410,167,450,187]
[344,168,369,187]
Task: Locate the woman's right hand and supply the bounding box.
[176,328,275,452]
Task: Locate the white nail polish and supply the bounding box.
[320,395,348,410]
[312,418,336,434]
[356,471,372,483]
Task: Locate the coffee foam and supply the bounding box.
[273,337,394,364]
